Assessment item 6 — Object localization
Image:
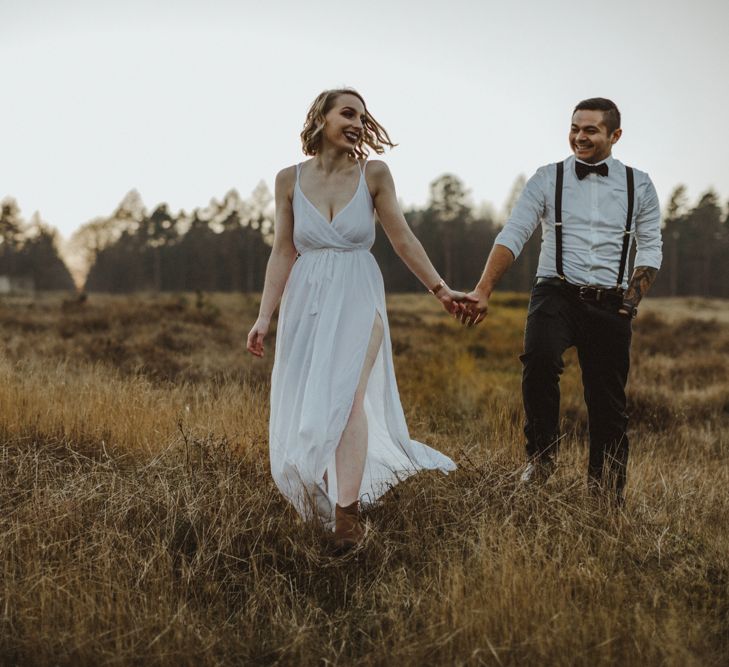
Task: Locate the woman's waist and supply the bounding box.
[297,246,372,256]
[288,248,381,315]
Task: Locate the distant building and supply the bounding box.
[0,275,35,295]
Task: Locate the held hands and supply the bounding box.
[246,317,269,357]
[436,287,479,317]
[458,288,489,326]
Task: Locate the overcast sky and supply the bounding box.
[2,0,728,240]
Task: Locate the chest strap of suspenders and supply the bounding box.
[555,161,565,279]
[554,161,635,287]
[616,166,635,287]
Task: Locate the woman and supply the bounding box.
[247,88,468,550]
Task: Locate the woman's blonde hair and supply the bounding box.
[300,88,396,159]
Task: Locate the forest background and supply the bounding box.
[1,175,728,297]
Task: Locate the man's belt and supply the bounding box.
[535,277,624,307]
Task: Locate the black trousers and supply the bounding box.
[520,282,632,494]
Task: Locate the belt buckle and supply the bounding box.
[578,285,603,302]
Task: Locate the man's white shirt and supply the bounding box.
[494,155,662,289]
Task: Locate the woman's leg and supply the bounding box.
[335,313,384,507]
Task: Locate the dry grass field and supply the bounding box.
[0,291,727,666]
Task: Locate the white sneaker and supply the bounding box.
[310,483,335,531]
[519,459,555,485]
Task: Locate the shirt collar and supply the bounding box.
[575,154,614,167]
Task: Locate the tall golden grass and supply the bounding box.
[0,292,727,666]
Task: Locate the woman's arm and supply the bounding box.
[246,166,298,357]
[367,161,471,314]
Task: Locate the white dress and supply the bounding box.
[269,160,456,527]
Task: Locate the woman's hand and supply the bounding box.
[459,288,490,326]
[246,318,270,357]
[437,287,477,316]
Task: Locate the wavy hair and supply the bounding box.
[300,88,396,159]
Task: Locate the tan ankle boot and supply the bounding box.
[332,500,365,551]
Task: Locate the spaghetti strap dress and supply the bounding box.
[269,160,456,527]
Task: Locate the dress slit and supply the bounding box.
[322,306,384,506]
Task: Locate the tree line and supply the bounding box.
[0,199,75,290]
[2,176,728,297]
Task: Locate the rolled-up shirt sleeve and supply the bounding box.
[634,176,662,270]
[494,169,547,260]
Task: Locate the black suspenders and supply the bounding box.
[554,161,635,287]
[616,166,635,286]
[555,161,565,279]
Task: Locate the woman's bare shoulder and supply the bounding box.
[365,159,390,177]
[275,164,298,184]
[364,159,394,192]
[275,165,299,197]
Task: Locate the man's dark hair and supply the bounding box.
[573,98,621,134]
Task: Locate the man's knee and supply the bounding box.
[520,346,564,378]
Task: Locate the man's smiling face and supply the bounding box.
[569,109,621,164]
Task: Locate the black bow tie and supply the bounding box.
[575,161,609,180]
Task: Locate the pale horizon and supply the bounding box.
[2,0,728,244]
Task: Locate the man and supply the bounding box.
[464,98,662,503]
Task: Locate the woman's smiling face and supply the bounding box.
[321,93,366,153]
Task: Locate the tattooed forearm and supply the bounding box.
[623,266,658,307]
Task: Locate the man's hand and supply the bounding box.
[618,266,658,319]
[459,245,512,326]
[459,288,490,326]
[617,300,637,319]
[437,287,478,316]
